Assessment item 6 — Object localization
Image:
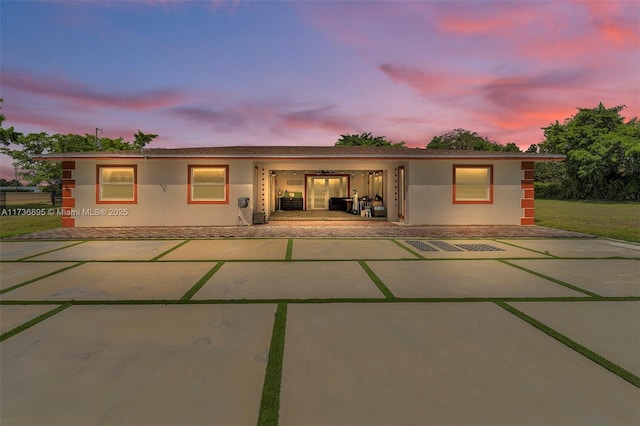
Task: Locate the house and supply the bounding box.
[38,146,564,227]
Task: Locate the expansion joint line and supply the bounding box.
[359,261,396,299]
[285,239,294,261]
[180,261,224,300]
[495,301,640,388]
[0,304,72,342]
[258,302,288,426]
[498,259,602,298]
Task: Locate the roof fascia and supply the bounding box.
[35,152,566,161]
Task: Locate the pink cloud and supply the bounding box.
[582,1,640,46]
[279,108,353,134]
[2,69,186,111]
[378,63,486,99]
[435,4,528,36]
[173,101,357,137]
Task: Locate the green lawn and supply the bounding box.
[0,203,62,238]
[535,200,640,243]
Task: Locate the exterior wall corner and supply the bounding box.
[520,161,535,226]
[61,161,76,227]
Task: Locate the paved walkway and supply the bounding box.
[8,223,589,239]
[1,237,639,425]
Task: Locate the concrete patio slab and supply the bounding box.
[29,240,184,261]
[0,262,78,290]
[396,239,548,258]
[0,241,81,260]
[509,259,640,297]
[366,260,584,298]
[0,262,217,301]
[512,301,640,377]
[160,239,288,260]
[499,238,640,258]
[292,239,418,260]
[193,261,384,300]
[280,303,640,426]
[0,305,59,334]
[0,304,275,426]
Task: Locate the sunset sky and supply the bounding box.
[1,0,638,178]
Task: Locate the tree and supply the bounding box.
[525,144,539,153]
[426,128,521,152]
[335,132,406,147]
[538,103,640,200]
[0,100,158,186]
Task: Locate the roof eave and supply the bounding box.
[34,151,566,161]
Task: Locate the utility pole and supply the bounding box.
[95,127,103,149]
[14,163,18,191]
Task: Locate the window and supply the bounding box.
[97,165,137,203]
[453,165,493,204]
[188,165,229,204]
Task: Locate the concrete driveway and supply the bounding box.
[1,237,639,425]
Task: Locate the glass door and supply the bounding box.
[306,175,348,210]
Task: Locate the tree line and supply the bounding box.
[2,100,638,201]
[336,104,639,201]
[1,100,157,189]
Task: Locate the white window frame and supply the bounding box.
[452,165,493,204]
[188,165,229,204]
[96,165,137,204]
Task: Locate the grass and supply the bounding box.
[257,302,288,426]
[0,304,71,342]
[0,202,62,238]
[496,301,640,388]
[535,200,640,243]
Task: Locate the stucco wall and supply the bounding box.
[405,160,523,225]
[71,159,254,226]
[65,157,526,227]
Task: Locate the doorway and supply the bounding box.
[397,166,405,219]
[306,175,349,210]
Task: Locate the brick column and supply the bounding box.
[61,161,76,227]
[520,161,535,225]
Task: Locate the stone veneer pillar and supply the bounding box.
[520,161,535,225]
[61,161,76,227]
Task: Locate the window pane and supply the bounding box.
[192,185,225,200]
[455,167,491,201]
[456,168,489,185]
[190,166,227,202]
[456,185,488,200]
[101,184,134,201]
[99,167,135,202]
[193,168,225,184]
[102,168,134,183]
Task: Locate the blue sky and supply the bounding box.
[1,0,639,178]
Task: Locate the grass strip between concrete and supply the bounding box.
[0,262,86,295]
[494,239,559,257]
[498,259,602,298]
[285,239,293,260]
[150,239,191,261]
[17,241,87,261]
[359,261,396,299]
[180,261,225,300]
[390,239,426,259]
[0,303,71,342]
[257,302,287,426]
[495,301,640,389]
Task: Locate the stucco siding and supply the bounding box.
[71,159,254,226]
[405,160,522,225]
[65,155,530,227]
